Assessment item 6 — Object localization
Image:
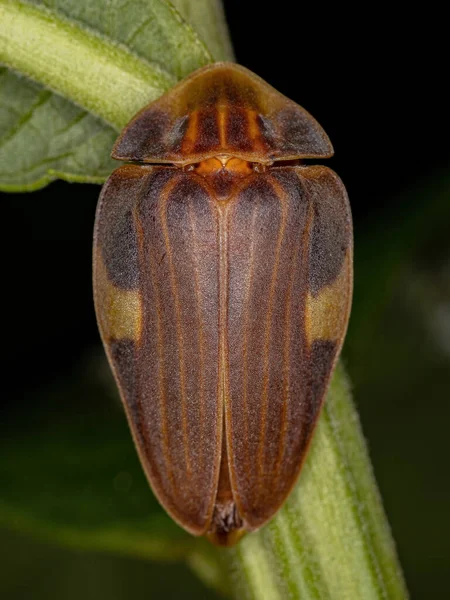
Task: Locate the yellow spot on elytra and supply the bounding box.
[95,252,142,341]
[305,250,352,346]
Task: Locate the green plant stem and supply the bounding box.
[0,0,175,130]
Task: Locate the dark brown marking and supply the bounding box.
[192,108,220,154]
[95,164,149,289]
[114,109,172,162]
[309,340,338,421]
[226,106,254,152]
[276,107,332,157]
[299,166,352,296]
[109,339,139,423]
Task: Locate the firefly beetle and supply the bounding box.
[93,62,353,546]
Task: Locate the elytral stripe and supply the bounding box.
[304,249,352,347]
[95,251,142,342]
[256,178,289,489]
[218,203,230,491]
[160,178,193,477]
[273,199,314,484]
[187,197,206,466]
[134,206,176,494]
[146,236,177,494]
[241,203,259,474]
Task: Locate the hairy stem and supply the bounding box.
[0,0,175,130]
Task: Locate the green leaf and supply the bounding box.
[0,0,233,191]
[0,68,118,191]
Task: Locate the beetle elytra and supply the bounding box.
[93,62,353,546]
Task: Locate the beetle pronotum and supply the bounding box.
[93,62,352,546]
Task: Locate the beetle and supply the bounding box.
[93,62,352,546]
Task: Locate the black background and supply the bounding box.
[1,3,448,598]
